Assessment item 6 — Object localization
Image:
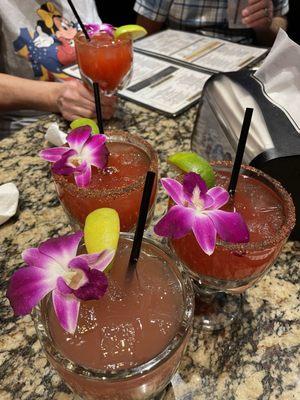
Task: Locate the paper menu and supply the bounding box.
[134,29,268,73]
[118,53,211,116]
[62,52,211,116]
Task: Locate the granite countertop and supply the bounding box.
[0,101,299,400]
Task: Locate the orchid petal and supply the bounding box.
[78,249,115,271]
[51,149,78,175]
[68,256,89,272]
[192,214,217,256]
[81,135,109,169]
[207,186,230,209]
[183,172,207,197]
[74,164,92,187]
[199,193,214,209]
[39,231,83,269]
[6,267,58,315]
[208,210,250,243]
[99,23,115,36]
[154,205,195,239]
[56,277,73,295]
[67,127,92,153]
[73,269,108,301]
[22,248,64,273]
[160,178,186,206]
[39,147,69,162]
[52,289,80,334]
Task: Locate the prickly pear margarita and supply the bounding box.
[47,129,158,231]
[35,234,193,400]
[162,162,295,291]
[75,31,133,94]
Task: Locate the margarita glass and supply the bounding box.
[75,31,133,95]
[52,130,158,232]
[168,161,295,329]
[33,233,194,400]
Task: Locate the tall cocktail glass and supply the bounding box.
[75,31,133,95]
[52,130,158,232]
[169,161,295,330]
[33,233,194,400]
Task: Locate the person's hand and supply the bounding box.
[242,0,274,30]
[55,80,116,121]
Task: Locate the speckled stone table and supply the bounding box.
[1,101,299,400]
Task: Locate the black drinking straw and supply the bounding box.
[93,82,105,135]
[228,107,253,196]
[67,0,90,40]
[127,171,156,274]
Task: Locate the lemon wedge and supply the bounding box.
[114,24,147,41]
[84,208,120,267]
[168,152,216,188]
[70,118,100,134]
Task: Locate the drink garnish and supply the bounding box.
[84,208,120,273]
[84,23,115,37]
[40,125,108,188]
[70,118,100,134]
[114,24,147,41]
[154,172,249,255]
[168,152,216,188]
[6,228,116,334]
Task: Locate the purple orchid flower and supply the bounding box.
[40,126,108,188]
[84,23,115,37]
[154,172,249,256]
[6,232,114,334]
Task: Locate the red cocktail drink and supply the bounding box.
[34,234,194,400]
[171,162,295,293]
[52,131,158,231]
[75,32,133,94]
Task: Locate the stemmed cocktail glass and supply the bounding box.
[75,31,133,96]
[164,161,295,330]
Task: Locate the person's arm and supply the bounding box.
[242,0,288,46]
[0,74,115,120]
[136,14,164,35]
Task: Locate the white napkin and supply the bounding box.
[0,183,19,225]
[45,123,67,146]
[211,76,273,162]
[254,29,300,133]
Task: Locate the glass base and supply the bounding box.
[72,383,172,400]
[193,281,243,331]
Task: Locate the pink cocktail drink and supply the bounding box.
[34,234,194,400]
[171,162,295,292]
[52,130,158,231]
[75,32,133,94]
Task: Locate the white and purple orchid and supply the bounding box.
[6,232,114,334]
[154,172,249,255]
[84,23,115,37]
[40,126,108,188]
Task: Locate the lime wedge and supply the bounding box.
[114,24,147,41]
[84,208,120,271]
[168,152,216,188]
[70,118,100,134]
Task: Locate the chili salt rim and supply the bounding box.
[211,161,295,251]
[52,130,158,199]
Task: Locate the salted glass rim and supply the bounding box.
[210,161,295,251]
[74,31,132,48]
[52,130,158,198]
[33,233,194,381]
